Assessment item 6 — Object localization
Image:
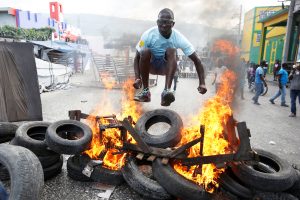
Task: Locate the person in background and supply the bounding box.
[252,61,267,105]
[288,63,300,117]
[273,59,280,81]
[132,8,207,106]
[269,63,289,107]
[263,61,268,78]
[212,59,227,93]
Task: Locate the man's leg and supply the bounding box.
[139,49,152,89]
[270,89,281,102]
[164,48,177,89]
[253,83,262,104]
[173,76,178,91]
[134,49,152,102]
[290,90,296,115]
[280,86,288,106]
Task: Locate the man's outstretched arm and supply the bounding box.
[188,52,207,94]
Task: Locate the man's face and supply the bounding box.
[157,12,174,37]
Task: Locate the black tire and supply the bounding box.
[231,149,296,192]
[45,120,92,155]
[253,192,298,200]
[0,164,9,181]
[219,167,254,199]
[286,168,300,198]
[38,153,61,169]
[135,109,183,148]
[67,154,124,185]
[67,155,92,182]
[43,155,63,181]
[0,144,44,200]
[261,85,268,96]
[121,156,172,200]
[152,158,211,200]
[0,123,18,143]
[11,121,53,156]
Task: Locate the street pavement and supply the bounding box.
[40,69,300,199]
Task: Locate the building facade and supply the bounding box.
[241,6,285,67]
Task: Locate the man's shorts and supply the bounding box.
[150,55,167,75]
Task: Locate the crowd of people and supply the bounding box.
[245,59,300,117]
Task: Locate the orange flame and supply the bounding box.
[100,72,117,89]
[84,79,141,170]
[212,39,239,57]
[174,70,237,193]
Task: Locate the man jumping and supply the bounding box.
[133,8,207,106]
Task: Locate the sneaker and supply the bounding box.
[253,102,260,105]
[133,79,142,89]
[281,104,289,107]
[161,89,175,106]
[269,99,275,104]
[134,89,151,102]
[289,113,296,117]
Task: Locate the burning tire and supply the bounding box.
[121,156,172,200]
[67,154,124,185]
[152,158,211,200]
[0,144,44,200]
[135,109,183,148]
[10,121,53,156]
[231,149,296,192]
[46,120,92,155]
[219,167,253,199]
[0,122,18,143]
[67,155,92,182]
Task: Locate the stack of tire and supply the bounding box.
[121,109,300,200]
[219,149,300,200]
[9,121,63,181]
[121,109,213,200]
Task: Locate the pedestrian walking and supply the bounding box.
[252,61,267,105]
[269,63,289,107]
[132,8,207,106]
[273,59,280,81]
[288,63,300,117]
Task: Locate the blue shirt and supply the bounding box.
[277,68,288,85]
[136,27,195,58]
[255,66,264,84]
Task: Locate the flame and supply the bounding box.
[212,39,239,57]
[100,72,117,89]
[84,79,141,170]
[174,70,237,193]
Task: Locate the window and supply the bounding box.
[35,14,38,22]
[52,5,55,12]
[27,11,30,20]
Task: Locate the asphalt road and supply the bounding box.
[40,69,300,200]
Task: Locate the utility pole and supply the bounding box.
[283,0,296,63]
[238,4,242,47]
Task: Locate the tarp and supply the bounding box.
[0,42,42,122]
[29,40,76,52]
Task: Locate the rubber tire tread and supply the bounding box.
[152,158,211,200]
[11,121,53,156]
[46,120,92,155]
[43,155,63,180]
[135,109,183,148]
[231,148,296,192]
[121,156,172,200]
[38,153,61,168]
[253,192,298,200]
[286,169,300,198]
[0,123,18,138]
[0,144,44,200]
[219,166,253,199]
[67,155,92,182]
